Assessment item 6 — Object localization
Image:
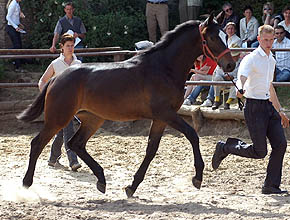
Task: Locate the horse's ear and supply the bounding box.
[202,12,214,27]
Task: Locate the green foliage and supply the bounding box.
[21,0,147,52]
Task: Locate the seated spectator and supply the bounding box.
[200,85,214,107]
[216,2,239,32]
[240,5,259,48]
[183,55,217,105]
[262,2,276,26]
[224,22,241,47]
[272,25,290,82]
[278,5,290,39]
[212,44,242,110]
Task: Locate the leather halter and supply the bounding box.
[199,24,230,62]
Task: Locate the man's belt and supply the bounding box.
[147,1,168,4]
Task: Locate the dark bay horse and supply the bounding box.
[17,14,235,197]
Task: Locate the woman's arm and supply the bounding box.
[248,19,259,41]
[38,63,55,91]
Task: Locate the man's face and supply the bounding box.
[64,5,74,18]
[274,29,285,42]
[258,32,274,54]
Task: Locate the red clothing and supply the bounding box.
[195,57,217,75]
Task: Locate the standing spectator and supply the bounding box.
[5,0,25,72]
[179,0,203,23]
[39,33,82,171]
[240,5,259,47]
[278,5,290,38]
[216,2,239,31]
[50,2,86,53]
[146,0,169,43]
[212,25,289,194]
[272,25,290,82]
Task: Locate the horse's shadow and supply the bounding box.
[41,196,290,219]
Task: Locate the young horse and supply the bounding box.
[18,14,235,197]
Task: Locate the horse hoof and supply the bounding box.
[125,186,135,198]
[192,177,202,189]
[97,181,106,194]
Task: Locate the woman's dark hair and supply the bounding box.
[243,5,253,13]
[282,5,290,13]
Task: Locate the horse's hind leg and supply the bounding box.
[125,119,166,198]
[68,111,106,193]
[161,112,204,189]
[23,126,58,188]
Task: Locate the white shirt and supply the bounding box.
[237,46,276,100]
[227,34,242,48]
[6,0,21,29]
[272,37,290,71]
[278,20,290,33]
[51,54,81,76]
[239,16,259,41]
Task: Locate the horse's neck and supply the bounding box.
[162,29,202,85]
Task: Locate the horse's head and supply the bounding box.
[200,13,235,72]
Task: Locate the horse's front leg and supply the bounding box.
[125,120,166,198]
[162,112,204,189]
[23,128,56,188]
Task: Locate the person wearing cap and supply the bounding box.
[212,25,289,195]
[146,0,168,43]
[211,44,241,110]
[224,22,241,48]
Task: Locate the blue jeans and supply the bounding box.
[276,68,290,82]
[49,120,79,167]
[206,85,214,102]
[187,85,209,102]
[6,25,22,68]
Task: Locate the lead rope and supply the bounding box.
[223,72,244,111]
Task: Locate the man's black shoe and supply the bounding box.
[212,141,228,170]
[212,101,222,110]
[262,186,288,195]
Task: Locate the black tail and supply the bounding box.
[17,79,52,122]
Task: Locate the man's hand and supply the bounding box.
[279,112,290,128]
[236,89,244,98]
[49,46,57,53]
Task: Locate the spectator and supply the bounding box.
[39,33,82,171]
[179,0,203,23]
[216,2,239,31]
[5,0,25,72]
[50,2,86,54]
[224,22,241,47]
[183,55,216,105]
[262,2,275,26]
[278,5,290,38]
[240,5,259,48]
[272,25,290,82]
[146,0,168,43]
[212,25,289,195]
[211,44,242,110]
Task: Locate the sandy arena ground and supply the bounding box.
[1,112,290,220]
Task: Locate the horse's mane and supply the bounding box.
[144,20,201,55]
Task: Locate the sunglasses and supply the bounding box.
[264,8,271,10]
[225,8,233,12]
[275,32,284,35]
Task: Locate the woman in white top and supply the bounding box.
[240,5,259,47]
[224,22,241,47]
[5,0,25,71]
[39,33,82,171]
